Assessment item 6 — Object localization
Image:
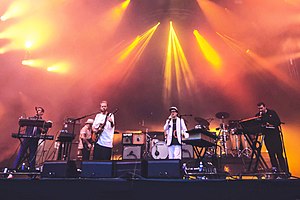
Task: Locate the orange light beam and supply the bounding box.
[163,21,195,106]
[194,30,222,70]
[217,32,299,90]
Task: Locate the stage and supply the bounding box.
[1,156,300,200]
[1,177,300,200]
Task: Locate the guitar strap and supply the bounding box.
[100,112,110,130]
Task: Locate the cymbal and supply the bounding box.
[215,112,230,119]
[194,117,210,127]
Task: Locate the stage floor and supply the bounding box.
[1,156,298,200]
[1,176,300,200]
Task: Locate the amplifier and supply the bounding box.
[123,145,142,159]
[122,133,133,145]
[132,133,145,145]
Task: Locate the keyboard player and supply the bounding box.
[255,102,287,174]
[12,106,51,172]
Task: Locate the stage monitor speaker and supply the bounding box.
[143,159,182,179]
[80,161,113,178]
[114,160,142,178]
[122,145,141,160]
[41,160,78,178]
[182,143,193,158]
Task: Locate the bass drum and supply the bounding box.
[151,141,168,159]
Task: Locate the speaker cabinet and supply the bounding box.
[132,134,145,145]
[122,133,133,145]
[143,160,182,179]
[80,161,113,178]
[182,143,194,158]
[114,160,142,178]
[41,160,78,178]
[122,145,141,159]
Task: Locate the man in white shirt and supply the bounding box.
[92,101,115,160]
[163,106,189,159]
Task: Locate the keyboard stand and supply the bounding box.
[244,133,268,172]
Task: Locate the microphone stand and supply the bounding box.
[68,111,100,135]
[60,111,99,161]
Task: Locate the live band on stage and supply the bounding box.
[8,103,291,180]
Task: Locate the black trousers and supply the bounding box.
[93,143,112,160]
[81,148,91,161]
[13,138,38,170]
[264,131,286,172]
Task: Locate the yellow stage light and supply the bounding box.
[25,40,33,49]
[1,16,8,21]
[22,59,43,67]
[99,22,159,85]
[163,21,195,106]
[193,30,222,70]
[118,22,160,63]
[121,0,131,9]
[0,17,54,52]
[217,32,298,90]
[47,62,69,74]
[0,0,30,21]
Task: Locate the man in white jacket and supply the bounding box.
[163,106,189,159]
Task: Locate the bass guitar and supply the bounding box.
[91,108,119,143]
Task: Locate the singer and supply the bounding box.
[255,102,288,175]
[163,106,189,159]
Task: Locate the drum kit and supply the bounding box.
[142,132,169,160]
[214,112,251,158]
[191,112,251,158]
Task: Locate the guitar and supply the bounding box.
[91,108,119,143]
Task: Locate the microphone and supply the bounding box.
[259,112,263,117]
[167,117,172,123]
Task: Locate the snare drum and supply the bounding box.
[151,141,168,159]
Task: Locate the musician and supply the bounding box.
[256,102,287,173]
[163,106,189,159]
[78,119,94,161]
[92,100,115,160]
[12,106,49,171]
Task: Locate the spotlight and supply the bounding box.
[0,16,8,21]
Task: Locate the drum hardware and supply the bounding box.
[229,131,251,158]
[215,112,231,156]
[142,133,152,159]
[194,117,210,129]
[228,121,252,158]
[215,112,230,120]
